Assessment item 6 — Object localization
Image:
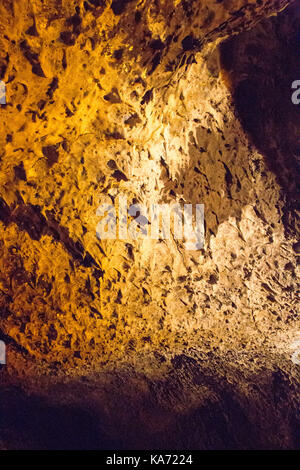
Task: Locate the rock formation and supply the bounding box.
[0,0,299,450]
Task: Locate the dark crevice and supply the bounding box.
[0,198,103,274]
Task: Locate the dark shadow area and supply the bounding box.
[157,3,300,245]
[220,2,300,237]
[0,386,121,450]
[0,354,299,450]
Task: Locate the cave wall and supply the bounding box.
[0,0,299,450]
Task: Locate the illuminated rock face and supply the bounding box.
[0,0,299,449]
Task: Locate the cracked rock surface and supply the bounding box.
[0,0,299,450]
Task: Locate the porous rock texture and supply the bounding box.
[0,0,299,449]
